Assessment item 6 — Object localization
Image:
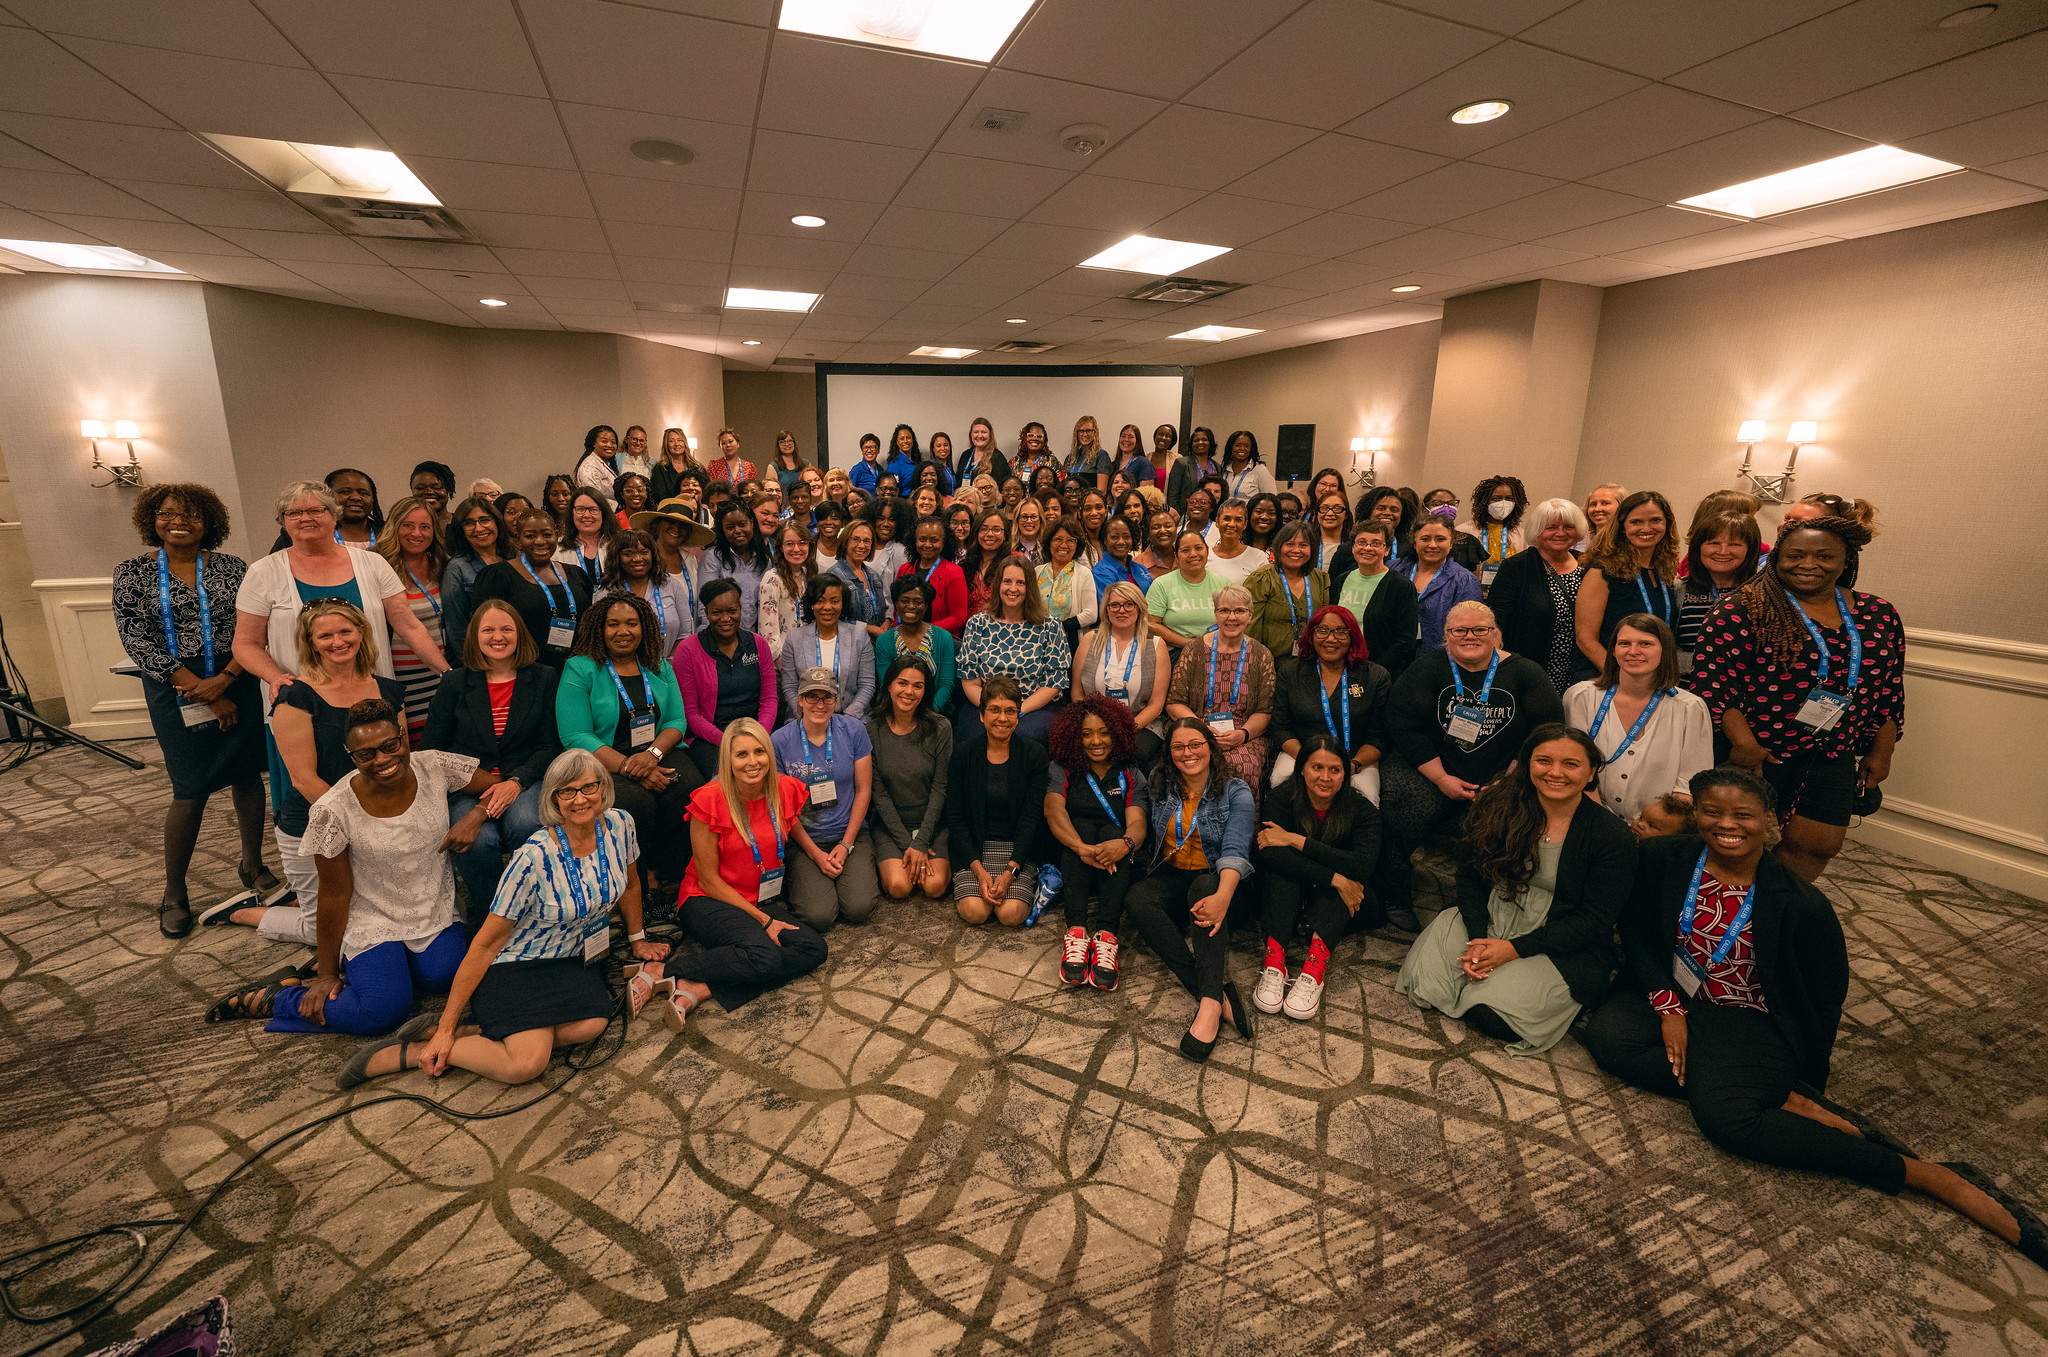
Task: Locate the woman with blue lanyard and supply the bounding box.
[1583,766,2048,1270]
[1043,696,1149,991]
[1163,583,1275,799]
[441,495,507,667]
[555,592,701,905]
[1091,517,1152,603]
[1270,604,1389,800]
[473,507,594,669]
[1219,430,1274,502]
[771,666,877,931]
[1403,517,1482,661]
[1246,521,1326,661]
[1564,614,1712,824]
[775,574,876,718]
[826,518,891,637]
[113,483,273,937]
[600,529,696,657]
[1575,489,1680,672]
[554,487,620,581]
[874,575,957,715]
[1455,474,1528,595]
[373,496,447,744]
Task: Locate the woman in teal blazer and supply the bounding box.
[555,591,702,899]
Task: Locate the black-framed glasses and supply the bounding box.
[1445,625,1495,639]
[554,782,603,803]
[346,736,406,764]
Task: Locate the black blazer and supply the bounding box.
[1164,458,1219,513]
[944,734,1048,867]
[952,448,1013,493]
[1340,568,1419,678]
[1617,835,1849,1091]
[1455,795,1638,1008]
[1272,656,1391,758]
[1488,550,1592,684]
[1255,781,1381,913]
[422,664,562,791]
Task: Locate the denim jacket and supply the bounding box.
[1144,769,1257,882]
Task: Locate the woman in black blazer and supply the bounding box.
[1397,723,1636,1053]
[943,676,1050,928]
[422,600,562,918]
[1485,498,1594,694]
[1584,766,2048,1267]
[1269,604,1390,798]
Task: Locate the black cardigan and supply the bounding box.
[944,734,1048,866]
[1454,795,1637,1008]
[1351,569,1420,679]
[1255,782,1380,899]
[421,664,562,791]
[1488,550,1575,670]
[1617,835,1850,1091]
[1272,656,1391,758]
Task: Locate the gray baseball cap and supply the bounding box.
[796,665,840,698]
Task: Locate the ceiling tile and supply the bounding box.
[1186,0,1496,130]
[1902,99,2048,168]
[258,0,546,96]
[621,255,728,286]
[33,213,249,255]
[400,262,524,292]
[1263,258,1404,293]
[57,38,381,144]
[1245,210,1417,256]
[0,28,173,124]
[939,255,1069,290]
[489,246,618,279]
[330,76,574,168]
[1584,118,1868,202]
[283,259,422,291]
[0,113,257,187]
[521,0,767,125]
[1612,221,1825,268]
[0,167,179,218]
[1435,240,1592,280]
[1220,133,1447,211]
[586,174,741,229]
[154,255,321,287]
[825,272,929,302]
[893,152,1073,213]
[1340,160,1560,225]
[520,275,632,300]
[1519,0,1841,79]
[0,130,73,174]
[746,131,923,204]
[208,225,380,261]
[556,103,752,187]
[1025,267,1145,298]
[840,242,969,282]
[980,220,1127,264]
[722,260,835,291]
[111,179,321,228]
[931,69,1168,170]
[1445,182,1654,238]
[1196,248,1331,283]
[1145,193,1319,247]
[404,158,596,217]
[731,232,858,270]
[1988,150,2048,187]
[539,296,637,318]
[1534,256,1681,286]
[807,293,903,319]
[1469,85,1768,181]
[1001,0,1300,103]
[627,281,723,308]
[758,36,980,150]
[1532,205,1727,253]
[737,192,886,242]
[459,209,611,252]
[9,0,303,63]
[867,204,1011,254]
[1085,105,1317,192]
[1393,0,1580,33]
[1019,175,1201,232]
[1795,29,2048,145]
[1339,41,1644,159]
[1339,225,1518,270]
[0,207,119,243]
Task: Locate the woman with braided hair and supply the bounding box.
[1687,514,1903,882]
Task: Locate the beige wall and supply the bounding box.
[722,371,818,471]
[1190,321,1440,492]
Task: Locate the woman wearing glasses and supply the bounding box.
[1163,585,1274,798]
[1072,580,1171,766]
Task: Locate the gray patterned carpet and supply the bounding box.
[1,742,2044,1356]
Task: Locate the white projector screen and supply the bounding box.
[818,365,1190,471]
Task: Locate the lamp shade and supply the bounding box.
[1787,421,1818,444]
[1349,437,1364,452]
[1365,437,1384,452]
[1737,420,1766,443]
[112,420,139,438]
[80,420,106,438]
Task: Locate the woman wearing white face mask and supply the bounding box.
[1455,475,1528,596]
[1563,614,1713,825]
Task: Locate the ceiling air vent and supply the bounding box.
[288,193,475,242]
[991,339,1059,353]
[1122,276,1243,304]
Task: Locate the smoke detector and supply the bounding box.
[1061,123,1110,157]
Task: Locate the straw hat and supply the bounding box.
[628,497,715,550]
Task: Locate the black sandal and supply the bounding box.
[203,964,299,1023]
[338,1014,438,1089]
[1944,1161,2048,1269]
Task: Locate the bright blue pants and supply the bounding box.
[265,924,468,1036]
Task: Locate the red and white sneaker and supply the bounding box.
[1089,931,1120,990]
[1059,926,1092,986]
[1252,936,1288,1014]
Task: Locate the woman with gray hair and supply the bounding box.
[1486,497,1594,694]
[1163,583,1275,797]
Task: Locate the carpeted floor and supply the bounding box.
[1,741,2044,1356]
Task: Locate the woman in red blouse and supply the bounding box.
[1686,515,1902,882]
[899,514,970,637]
[1585,767,2045,1270]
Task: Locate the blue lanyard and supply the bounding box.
[1450,649,1501,704]
[1103,634,1139,691]
[1282,571,1305,627]
[1794,588,1861,690]
[1635,571,1672,620]
[580,551,600,580]
[639,579,667,639]
[1206,637,1248,711]
[157,549,214,678]
[1590,685,1667,764]
[1229,465,1255,497]
[922,557,942,585]
[1680,847,1755,966]
[1318,665,1350,749]
[516,557,572,618]
[1084,769,1128,824]
[741,795,785,873]
[606,661,652,716]
[1172,796,1201,853]
[405,564,441,616]
[812,628,842,684]
[551,822,614,918]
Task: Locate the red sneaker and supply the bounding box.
[1089,931,1121,990]
[1059,926,1091,985]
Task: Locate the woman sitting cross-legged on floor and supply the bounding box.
[1581,766,2048,1268]
[1042,695,1149,992]
[1251,735,1382,1022]
[339,747,671,1087]
[206,698,496,1035]
[1123,717,1258,1062]
[1396,723,1638,1054]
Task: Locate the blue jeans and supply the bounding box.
[265,925,468,1036]
[447,784,546,918]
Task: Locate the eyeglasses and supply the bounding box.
[283,507,331,520]
[1214,606,1250,618]
[554,782,603,803]
[346,736,406,764]
[154,509,200,523]
[1312,626,1351,639]
[1445,625,1496,639]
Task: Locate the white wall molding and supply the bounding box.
[30,577,152,740]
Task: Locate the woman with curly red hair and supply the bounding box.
[1043,696,1150,990]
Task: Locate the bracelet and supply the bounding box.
[626,930,646,943]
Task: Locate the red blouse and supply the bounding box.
[679,774,807,905]
[1650,869,1768,1018]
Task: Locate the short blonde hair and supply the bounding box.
[295,599,378,681]
[1445,600,1497,630]
[538,748,613,827]
[275,479,339,524]
[1212,584,1252,613]
[1524,497,1589,541]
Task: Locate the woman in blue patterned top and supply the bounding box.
[337,748,669,1089]
[955,554,1071,746]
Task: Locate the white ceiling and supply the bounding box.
[1,0,2044,369]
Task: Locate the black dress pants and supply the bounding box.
[1060,815,1134,937]
[611,746,703,881]
[1581,989,1905,1194]
[1373,757,1470,915]
[1258,872,1361,949]
[668,895,828,1011]
[1124,864,1230,1002]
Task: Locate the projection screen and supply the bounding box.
[816,364,1191,471]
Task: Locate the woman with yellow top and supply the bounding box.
[1456,475,1527,595]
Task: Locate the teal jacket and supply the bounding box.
[555,654,687,753]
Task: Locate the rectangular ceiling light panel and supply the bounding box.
[726,287,821,312]
[1675,145,1963,220]
[910,345,978,357]
[203,134,440,204]
[779,0,1034,62]
[0,239,183,273]
[1080,235,1233,276]
[1169,325,1262,342]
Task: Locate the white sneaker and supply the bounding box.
[1282,969,1324,1021]
[1251,964,1287,1014]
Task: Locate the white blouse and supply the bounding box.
[302,749,479,959]
[1563,680,1715,823]
[236,547,403,716]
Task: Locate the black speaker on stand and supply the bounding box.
[1273,423,1315,485]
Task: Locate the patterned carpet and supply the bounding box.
[1,741,2044,1356]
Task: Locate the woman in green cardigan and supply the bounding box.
[555,591,702,900]
[1246,521,1327,660]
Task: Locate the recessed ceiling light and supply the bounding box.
[726,286,820,312]
[778,0,1033,62]
[1005,317,1028,324]
[1168,325,1262,342]
[790,214,828,228]
[742,339,762,345]
[204,136,440,205]
[1078,234,1233,276]
[630,139,695,167]
[911,345,979,358]
[1390,284,1423,293]
[1450,100,1513,125]
[1936,4,1997,26]
[0,239,183,273]
[1675,145,1965,219]
[478,297,508,307]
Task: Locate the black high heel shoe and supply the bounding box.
[1222,981,1255,1041]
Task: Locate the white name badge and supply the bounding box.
[547,620,575,649]
[1445,701,1486,744]
[1206,713,1235,735]
[178,697,217,728]
[1795,688,1849,731]
[1105,686,1129,702]
[583,913,609,965]
[808,775,838,807]
[1672,951,1706,997]
[1480,561,1499,588]
[757,865,784,901]
[629,711,656,748]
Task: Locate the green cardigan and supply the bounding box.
[555,654,687,753]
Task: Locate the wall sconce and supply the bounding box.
[1350,436,1382,488]
[83,419,143,488]
[1736,419,1814,504]
[687,435,699,452]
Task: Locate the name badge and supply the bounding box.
[1206,713,1235,735]
[582,912,609,965]
[1105,686,1129,702]
[629,710,656,748]
[1480,561,1499,588]
[757,865,784,901]
[1672,950,1706,997]
[1794,688,1849,731]
[808,772,838,807]
[178,697,217,729]
[547,620,575,649]
[1445,701,1486,744]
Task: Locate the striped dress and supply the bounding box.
[387,573,445,742]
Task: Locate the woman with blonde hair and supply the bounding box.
[649,427,699,504]
[374,495,449,743]
[1073,578,1172,765]
[1583,483,1627,538]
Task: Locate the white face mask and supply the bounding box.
[1488,500,1514,521]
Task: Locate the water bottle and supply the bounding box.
[1025,862,1061,927]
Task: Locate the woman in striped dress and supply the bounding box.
[375,496,447,743]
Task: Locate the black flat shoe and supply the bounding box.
[159,898,192,938]
[1222,981,1255,1041]
[1792,1080,1918,1159]
[1944,1161,2048,1270]
[1179,1029,1215,1062]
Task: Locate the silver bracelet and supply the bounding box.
[626,930,646,943]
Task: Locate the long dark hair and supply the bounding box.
[874,651,938,739]
[1270,734,1367,846]
[1461,723,1603,900]
[1736,514,1874,664]
[571,590,663,671]
[712,502,769,572]
[447,494,506,566]
[1355,486,1409,541]
[1150,716,1227,802]
[1684,510,1762,598]
[1585,489,1679,582]
[960,508,1012,588]
[599,528,667,588]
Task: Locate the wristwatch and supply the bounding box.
[626,930,646,943]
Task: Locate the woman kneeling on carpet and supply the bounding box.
[1581,766,2048,1267]
[1251,735,1381,1022]
[1396,723,1636,1054]
[338,747,669,1087]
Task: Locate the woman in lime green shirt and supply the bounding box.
[1146,529,1225,653]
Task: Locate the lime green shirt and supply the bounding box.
[1146,570,1225,639]
[1340,567,1388,635]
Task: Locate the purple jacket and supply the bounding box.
[671,630,778,745]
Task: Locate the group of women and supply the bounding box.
[111,424,2046,1273]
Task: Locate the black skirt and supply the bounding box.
[471,956,611,1041]
[143,672,268,800]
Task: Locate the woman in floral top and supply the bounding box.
[1163,584,1276,801]
[1687,515,1902,882]
[956,554,1071,745]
